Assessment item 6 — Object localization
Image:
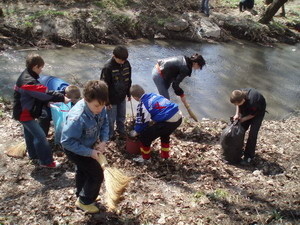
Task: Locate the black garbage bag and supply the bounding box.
[220,118,245,164]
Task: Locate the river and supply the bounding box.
[0,39,299,120]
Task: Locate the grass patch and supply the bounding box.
[24,21,33,28]
[156,17,174,26]
[194,191,206,199]
[207,189,229,200]
[26,10,66,21]
[93,0,134,9]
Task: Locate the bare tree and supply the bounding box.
[259,0,288,24]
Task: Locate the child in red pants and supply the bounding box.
[130,84,182,162]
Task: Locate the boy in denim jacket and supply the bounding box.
[61,80,109,213]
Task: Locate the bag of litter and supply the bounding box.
[50,102,71,144]
[220,119,245,164]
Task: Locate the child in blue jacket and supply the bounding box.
[38,75,81,136]
[130,84,182,162]
[61,80,109,213]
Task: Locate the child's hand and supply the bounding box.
[94,142,106,153]
[233,114,240,120]
[180,95,187,104]
[91,149,101,161]
[64,96,71,104]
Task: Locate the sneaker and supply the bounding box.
[75,198,99,213]
[133,156,151,164]
[240,157,252,166]
[41,161,61,168]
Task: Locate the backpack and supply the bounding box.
[220,119,245,164]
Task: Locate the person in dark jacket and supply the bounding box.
[13,53,70,168]
[129,84,182,162]
[152,54,206,106]
[239,0,254,12]
[230,88,266,164]
[100,46,132,139]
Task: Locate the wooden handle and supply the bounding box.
[183,101,198,122]
[98,153,108,168]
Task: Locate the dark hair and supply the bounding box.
[130,84,145,99]
[113,46,128,60]
[230,90,247,104]
[26,53,45,70]
[83,80,108,105]
[190,53,206,68]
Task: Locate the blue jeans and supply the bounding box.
[201,0,210,15]
[21,120,54,165]
[107,100,126,138]
[38,106,52,136]
[152,66,171,100]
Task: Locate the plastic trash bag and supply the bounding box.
[50,102,71,144]
[220,118,245,164]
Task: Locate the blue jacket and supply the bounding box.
[38,75,69,91]
[61,99,109,157]
[134,93,179,133]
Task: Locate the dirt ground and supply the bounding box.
[0,101,299,225]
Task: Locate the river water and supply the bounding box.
[0,40,299,120]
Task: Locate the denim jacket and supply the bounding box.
[61,99,109,157]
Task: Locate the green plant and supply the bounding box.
[94,1,106,8]
[156,17,174,26]
[271,210,283,221]
[24,21,33,28]
[94,0,133,9]
[194,191,206,199]
[0,96,10,104]
[26,10,66,21]
[109,12,131,26]
[207,189,229,200]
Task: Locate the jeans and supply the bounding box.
[38,106,52,136]
[20,120,53,165]
[107,100,126,138]
[65,150,104,205]
[139,118,182,147]
[241,112,265,159]
[152,66,171,100]
[201,0,210,15]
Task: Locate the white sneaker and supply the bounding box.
[133,156,151,164]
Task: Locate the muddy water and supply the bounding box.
[0,40,299,120]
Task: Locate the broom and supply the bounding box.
[6,141,26,158]
[97,153,133,211]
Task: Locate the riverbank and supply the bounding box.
[0,0,299,50]
[0,99,299,224]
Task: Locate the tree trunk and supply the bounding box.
[259,0,288,24]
